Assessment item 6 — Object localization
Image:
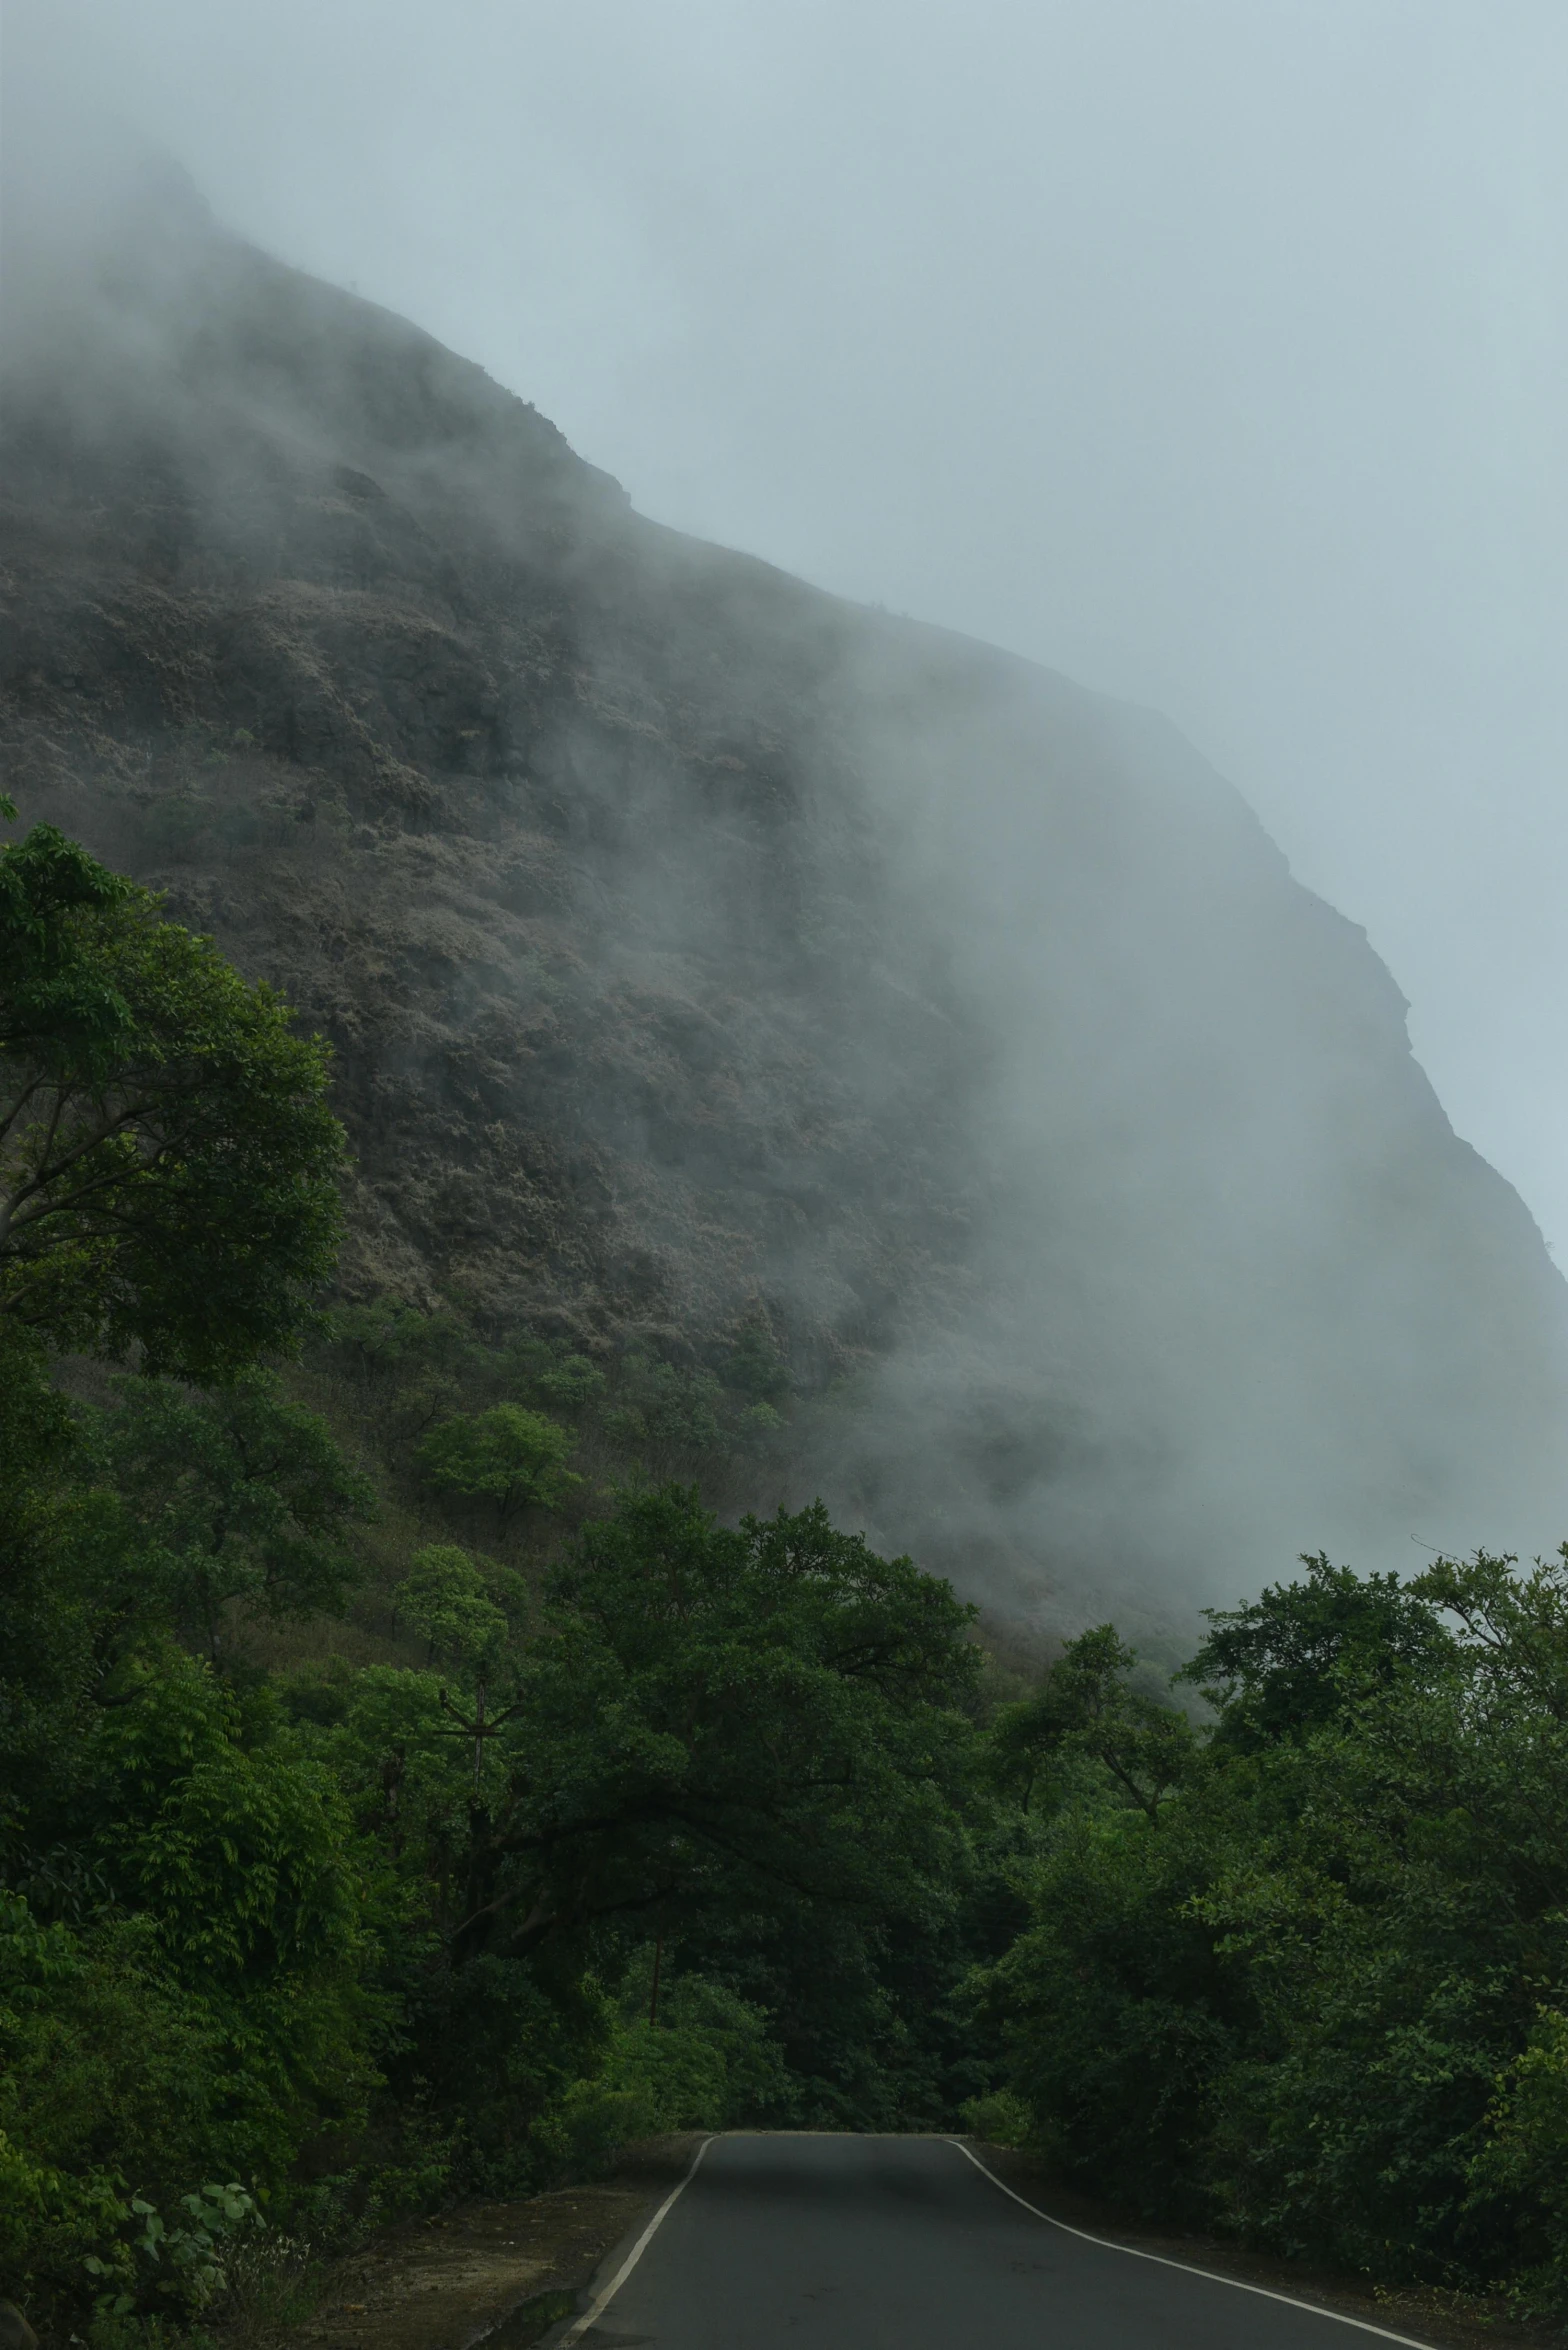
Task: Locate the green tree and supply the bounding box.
[554,1957,792,2167]
[979,1800,1241,2214]
[1474,2007,1568,2310]
[721,1319,790,1406]
[106,1369,376,1662]
[531,1353,605,1411]
[312,1487,986,2172]
[325,1301,476,1432]
[0,817,345,1378]
[498,1335,606,1414]
[457,1487,980,1960]
[601,1349,725,1470]
[979,1548,1568,2304]
[0,1323,93,1794]
[1,1656,386,2329]
[414,1403,578,1525]
[987,1624,1197,1818]
[393,1546,511,1673]
[1179,1551,1454,1751]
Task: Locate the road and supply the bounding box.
[554,2133,1435,2349]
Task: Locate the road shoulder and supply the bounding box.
[244,2136,703,2350]
[963,2141,1555,2350]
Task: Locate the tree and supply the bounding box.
[392,1546,510,1674]
[1408,1545,1568,1720]
[601,1349,726,1470]
[414,1404,579,1525]
[106,1369,376,1662]
[976,1550,1568,2295]
[978,1796,1240,2216]
[720,1319,790,1406]
[449,1486,980,1961]
[0,1320,106,1818]
[987,1624,1197,1818]
[0,817,345,1379]
[1179,1552,1455,1751]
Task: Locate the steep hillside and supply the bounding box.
[4,171,1564,1618]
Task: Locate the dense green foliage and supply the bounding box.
[0,816,345,1380]
[7,814,1568,2340]
[0,820,995,2342]
[0,1371,987,2338]
[413,1403,580,1523]
[103,1370,377,1663]
[980,1551,1568,2319]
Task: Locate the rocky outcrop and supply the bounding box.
[4,175,1564,1617]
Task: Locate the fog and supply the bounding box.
[9,0,1566,1253]
[5,2,1568,1620]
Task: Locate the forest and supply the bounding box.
[6,806,1568,2342]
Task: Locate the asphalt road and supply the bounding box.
[559,2133,1435,2349]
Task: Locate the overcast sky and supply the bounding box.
[11,0,1568,1246]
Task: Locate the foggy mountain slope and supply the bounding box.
[3,178,1565,1616]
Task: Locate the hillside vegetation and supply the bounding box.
[7,819,1568,2346]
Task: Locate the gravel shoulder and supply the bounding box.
[263,2137,702,2350]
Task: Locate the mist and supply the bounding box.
[4,2,1568,1625]
[9,0,1568,1249]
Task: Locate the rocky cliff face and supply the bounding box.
[4,174,1564,1620]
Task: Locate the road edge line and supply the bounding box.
[947,2141,1439,2348]
[556,2134,716,2345]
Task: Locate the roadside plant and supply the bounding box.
[83,2181,264,2319]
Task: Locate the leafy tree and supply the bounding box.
[978,1802,1241,2214]
[414,1403,578,1525]
[0,816,407,2329]
[87,1651,361,1984]
[721,1319,790,1406]
[1409,1545,1568,1720]
[0,1325,90,1768]
[324,1301,476,1433]
[307,1486,986,2166]
[497,1335,606,1413]
[0,817,344,1378]
[1179,1551,1454,1750]
[298,1661,608,2191]
[602,1349,725,1468]
[105,1369,376,1662]
[1474,2007,1568,2309]
[393,1546,511,1673]
[455,1487,980,1961]
[1,1656,386,2329]
[987,1624,1197,1818]
[977,1547,1568,2306]
[305,1664,474,1875]
[554,1956,792,2167]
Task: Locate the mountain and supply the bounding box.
[4,166,1564,1624]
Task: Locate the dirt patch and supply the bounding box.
[965,2141,1560,2350]
[267,2138,701,2350]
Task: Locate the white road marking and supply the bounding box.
[949,2140,1439,2347]
[557,2134,715,2344]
